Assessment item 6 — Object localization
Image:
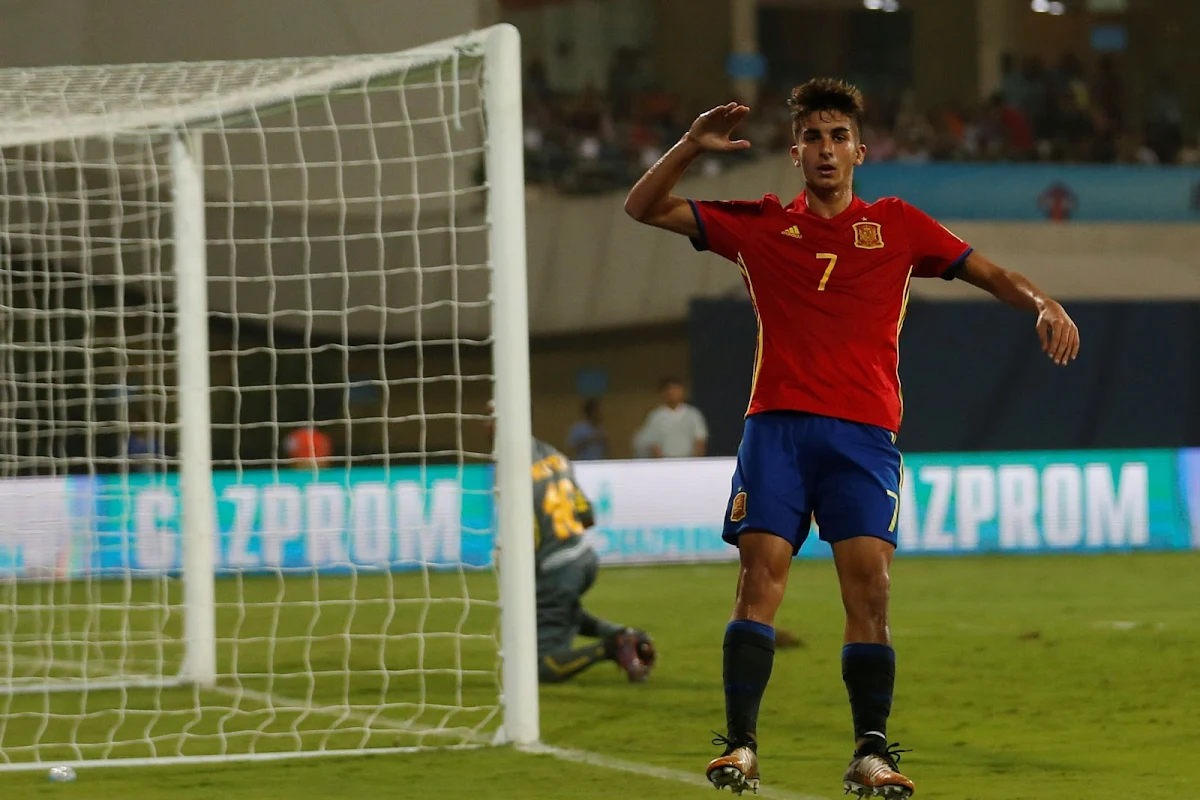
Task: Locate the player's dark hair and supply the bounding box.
[659,376,683,391]
[788,78,865,140]
[582,397,601,417]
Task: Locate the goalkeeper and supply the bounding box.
[529,435,656,683]
[490,402,654,683]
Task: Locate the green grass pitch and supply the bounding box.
[5,551,1200,799]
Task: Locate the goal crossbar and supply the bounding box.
[0,28,498,149]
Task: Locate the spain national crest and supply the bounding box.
[730,491,748,523]
[853,221,884,249]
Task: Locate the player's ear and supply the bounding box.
[854,143,866,166]
[790,143,800,167]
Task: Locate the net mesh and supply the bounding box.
[0,36,506,766]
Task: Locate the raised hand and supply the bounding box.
[1035,301,1080,366]
[685,102,752,153]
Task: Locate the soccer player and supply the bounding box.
[623,79,1079,797]
[490,404,656,683]
[530,436,657,683]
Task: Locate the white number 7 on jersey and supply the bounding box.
[817,253,838,291]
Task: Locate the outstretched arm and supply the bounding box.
[958,251,1080,366]
[623,102,751,236]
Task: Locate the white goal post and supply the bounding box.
[0,23,538,769]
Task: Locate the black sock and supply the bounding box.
[723,620,775,747]
[538,642,609,684]
[580,611,624,641]
[841,643,896,752]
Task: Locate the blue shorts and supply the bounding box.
[723,411,903,553]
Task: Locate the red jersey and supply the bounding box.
[689,192,971,432]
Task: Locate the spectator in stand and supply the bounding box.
[1000,53,1034,117]
[566,398,609,461]
[1089,56,1123,163]
[286,426,333,470]
[639,378,708,459]
[1057,54,1096,159]
[990,91,1035,160]
[1013,57,1051,151]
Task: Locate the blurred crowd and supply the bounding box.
[521,48,750,193]
[869,54,1193,167]
[524,50,1195,195]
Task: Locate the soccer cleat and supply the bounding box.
[706,734,760,795]
[609,629,652,682]
[842,741,914,799]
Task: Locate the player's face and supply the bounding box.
[790,111,865,192]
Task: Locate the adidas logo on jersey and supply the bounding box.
[781,225,802,239]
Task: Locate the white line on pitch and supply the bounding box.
[221,686,829,798]
[527,743,831,800]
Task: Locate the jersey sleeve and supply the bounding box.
[687,198,765,263]
[901,201,973,280]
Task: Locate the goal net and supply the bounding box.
[0,25,538,769]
